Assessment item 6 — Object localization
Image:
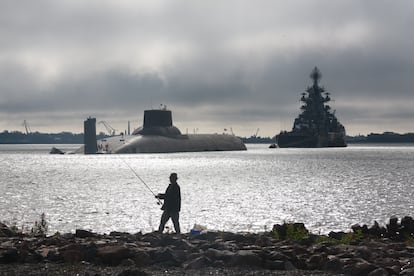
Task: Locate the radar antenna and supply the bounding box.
[310,67,322,85]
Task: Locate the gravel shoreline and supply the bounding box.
[1,217,414,275]
[0,263,336,276]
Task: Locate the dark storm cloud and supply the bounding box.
[1,0,414,135]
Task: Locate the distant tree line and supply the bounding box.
[345,132,414,143]
[240,136,276,144]
[0,131,107,144]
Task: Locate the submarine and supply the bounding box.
[77,107,246,154]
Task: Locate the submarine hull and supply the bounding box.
[74,109,246,154]
[114,134,246,153]
[74,133,246,154]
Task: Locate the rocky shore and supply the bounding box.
[1,217,414,275]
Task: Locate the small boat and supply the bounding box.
[50,147,65,154]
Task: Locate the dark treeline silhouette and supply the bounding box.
[346,132,414,143]
[240,136,276,144]
[0,130,107,144]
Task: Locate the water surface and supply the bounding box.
[1,144,413,234]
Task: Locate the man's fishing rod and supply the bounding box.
[121,159,162,205]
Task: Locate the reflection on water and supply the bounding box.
[1,144,414,234]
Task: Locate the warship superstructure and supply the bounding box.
[77,107,246,154]
[277,67,347,148]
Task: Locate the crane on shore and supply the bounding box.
[22,120,31,135]
[98,121,116,136]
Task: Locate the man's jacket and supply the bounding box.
[159,184,181,212]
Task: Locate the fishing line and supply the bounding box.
[121,158,162,205]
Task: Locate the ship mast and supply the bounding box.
[310,66,321,86]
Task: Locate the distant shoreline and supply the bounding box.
[1,130,414,144]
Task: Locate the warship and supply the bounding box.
[76,107,246,154]
[276,67,347,148]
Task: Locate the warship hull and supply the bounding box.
[277,132,346,148]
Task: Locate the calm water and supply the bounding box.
[1,144,414,235]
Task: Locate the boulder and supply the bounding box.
[0,247,19,263]
[401,216,414,235]
[267,251,290,261]
[204,248,234,261]
[263,259,284,270]
[368,221,387,237]
[386,217,400,239]
[75,229,96,238]
[400,267,414,275]
[343,259,377,276]
[367,267,389,276]
[324,255,343,272]
[59,243,97,263]
[152,247,180,266]
[131,249,152,266]
[97,245,132,266]
[229,250,262,267]
[37,246,61,262]
[183,256,212,269]
[306,253,327,270]
[0,223,17,237]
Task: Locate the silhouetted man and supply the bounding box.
[156,172,181,234]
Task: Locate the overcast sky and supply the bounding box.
[1,0,413,136]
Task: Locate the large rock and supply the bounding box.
[401,216,414,235]
[97,245,132,266]
[306,253,327,270]
[0,247,19,263]
[263,259,285,270]
[183,256,212,270]
[152,247,181,266]
[367,267,389,276]
[204,248,234,262]
[400,267,414,275]
[37,246,61,262]
[324,255,343,272]
[59,243,97,263]
[342,258,377,275]
[131,249,152,266]
[0,223,17,237]
[229,250,262,267]
[75,229,96,238]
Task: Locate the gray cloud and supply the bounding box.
[1,0,414,136]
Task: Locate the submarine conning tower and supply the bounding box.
[144,109,173,128]
[135,109,182,136]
